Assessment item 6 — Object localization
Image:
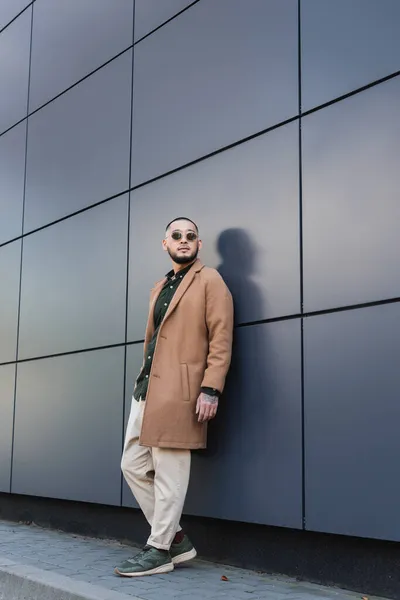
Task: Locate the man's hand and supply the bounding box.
[196,392,219,423]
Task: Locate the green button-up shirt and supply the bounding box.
[133,264,191,401]
[133,263,220,401]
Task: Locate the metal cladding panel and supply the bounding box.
[304,303,400,541]
[0,123,25,244]
[12,348,125,505]
[0,241,21,364]
[29,0,134,110]
[0,8,31,133]
[128,122,300,341]
[303,77,400,313]
[19,197,128,359]
[24,51,132,232]
[301,0,400,111]
[131,0,298,185]
[0,365,16,493]
[185,320,303,528]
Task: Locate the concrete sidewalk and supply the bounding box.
[0,520,383,600]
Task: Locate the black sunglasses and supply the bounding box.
[170,231,198,242]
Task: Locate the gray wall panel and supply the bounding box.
[0,122,25,243]
[0,7,31,133]
[303,77,400,313]
[19,197,128,360]
[0,241,21,363]
[29,0,134,110]
[122,343,144,508]
[185,320,303,527]
[0,364,16,493]
[304,303,400,541]
[301,0,400,111]
[12,348,125,505]
[24,51,132,232]
[128,122,300,341]
[0,0,30,29]
[134,0,193,40]
[131,0,298,185]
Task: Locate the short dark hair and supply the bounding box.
[165,217,198,233]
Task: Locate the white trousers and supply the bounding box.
[121,399,191,550]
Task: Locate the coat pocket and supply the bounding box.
[180,363,190,402]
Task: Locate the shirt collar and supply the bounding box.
[165,261,194,281]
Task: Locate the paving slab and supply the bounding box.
[0,520,386,600]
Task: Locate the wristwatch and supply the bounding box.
[200,386,220,397]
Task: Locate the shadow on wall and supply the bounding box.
[201,228,275,461]
[217,227,263,324]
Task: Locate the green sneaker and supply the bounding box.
[114,545,174,577]
[170,535,197,565]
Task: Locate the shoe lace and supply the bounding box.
[127,545,151,564]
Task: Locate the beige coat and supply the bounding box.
[138,259,234,450]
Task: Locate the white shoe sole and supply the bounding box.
[172,547,197,565]
[114,562,174,577]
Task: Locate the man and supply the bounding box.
[115,217,234,578]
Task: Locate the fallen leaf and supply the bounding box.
[221,575,229,581]
[362,597,368,600]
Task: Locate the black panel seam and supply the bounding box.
[0,115,299,247]
[0,66,399,245]
[9,2,34,494]
[301,69,400,117]
[1,61,398,142]
[0,0,35,36]
[0,1,203,139]
[134,0,201,44]
[120,0,136,507]
[4,343,130,367]
[0,45,134,139]
[298,0,306,532]
[2,295,400,368]
[0,190,130,248]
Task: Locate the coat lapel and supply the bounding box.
[144,278,166,346]
[161,259,204,327]
[144,259,204,344]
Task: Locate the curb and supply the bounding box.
[0,557,142,600]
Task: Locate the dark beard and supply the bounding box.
[168,247,198,264]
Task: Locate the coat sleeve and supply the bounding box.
[201,271,234,394]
